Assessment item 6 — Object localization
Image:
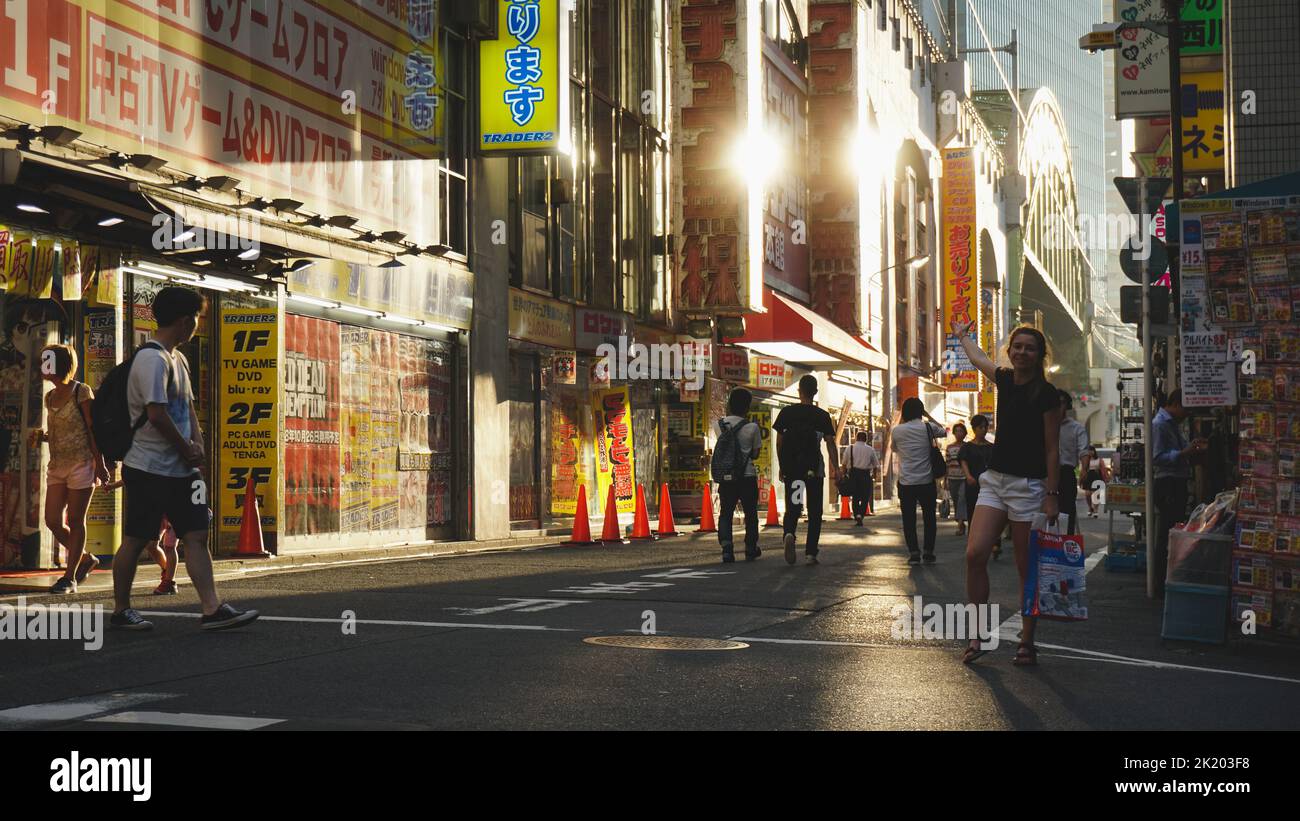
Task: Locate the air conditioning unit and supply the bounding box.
[450,0,495,36]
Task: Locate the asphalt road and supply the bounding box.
[4,508,1299,731]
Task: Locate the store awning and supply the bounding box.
[730,288,889,371]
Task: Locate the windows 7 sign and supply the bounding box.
[480,0,569,153]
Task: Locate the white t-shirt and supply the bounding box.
[845,442,878,471]
[123,342,195,478]
[891,419,945,486]
[717,416,760,478]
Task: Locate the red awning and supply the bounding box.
[731,289,889,371]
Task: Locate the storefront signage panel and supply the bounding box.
[0,0,443,241]
[217,305,280,546]
[941,147,979,392]
[478,0,566,152]
[591,386,636,515]
[508,289,574,348]
[289,258,472,330]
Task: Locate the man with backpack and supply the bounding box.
[712,388,762,563]
[774,374,839,565]
[99,286,258,631]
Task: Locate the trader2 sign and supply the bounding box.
[479,0,569,153]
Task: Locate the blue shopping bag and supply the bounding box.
[1022,518,1088,621]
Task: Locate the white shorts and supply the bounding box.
[975,469,1046,523]
[47,459,95,491]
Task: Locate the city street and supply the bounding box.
[4,510,1298,731]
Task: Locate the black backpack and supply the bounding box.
[711,419,757,483]
[91,341,173,462]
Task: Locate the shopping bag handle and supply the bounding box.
[1032,513,1069,535]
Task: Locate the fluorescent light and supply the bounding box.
[122,267,167,281]
[17,204,48,214]
[172,229,197,244]
[420,320,462,334]
[203,275,260,292]
[286,293,339,309]
[237,248,261,260]
[335,305,382,317]
[97,217,124,227]
[382,313,421,325]
[252,293,278,302]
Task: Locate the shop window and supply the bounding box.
[509,352,540,524]
[878,2,887,31]
[518,156,550,292]
[570,0,585,81]
[591,99,616,309]
[619,115,645,316]
[590,0,615,98]
[622,0,647,116]
[439,27,469,256]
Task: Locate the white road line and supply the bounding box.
[88,711,284,730]
[730,635,926,651]
[134,611,575,632]
[0,693,176,727]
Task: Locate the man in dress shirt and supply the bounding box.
[1057,390,1090,535]
[1152,390,1207,596]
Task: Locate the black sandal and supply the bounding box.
[961,640,988,665]
[1012,642,1038,666]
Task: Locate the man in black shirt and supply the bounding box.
[773,375,840,566]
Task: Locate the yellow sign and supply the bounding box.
[550,396,587,516]
[942,148,979,391]
[1182,72,1225,174]
[509,288,575,348]
[479,0,566,152]
[591,386,635,515]
[83,308,120,557]
[978,288,996,415]
[216,307,279,549]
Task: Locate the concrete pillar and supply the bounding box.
[469,155,512,540]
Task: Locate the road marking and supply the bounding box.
[135,611,575,632]
[730,635,925,651]
[642,568,736,579]
[88,711,284,730]
[443,598,591,615]
[549,581,675,595]
[0,693,176,727]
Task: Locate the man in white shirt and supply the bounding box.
[844,431,879,524]
[1056,390,1090,535]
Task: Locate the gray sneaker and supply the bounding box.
[783,533,797,565]
[200,603,259,631]
[110,609,153,630]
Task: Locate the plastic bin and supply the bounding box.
[1162,582,1229,644]
[1167,530,1233,586]
[1105,540,1146,572]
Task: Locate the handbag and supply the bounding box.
[836,444,854,496]
[1022,517,1088,621]
[929,444,946,481]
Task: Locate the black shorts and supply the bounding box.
[124,466,211,541]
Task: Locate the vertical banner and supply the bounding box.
[340,326,372,533]
[284,314,341,536]
[478,0,567,152]
[942,147,979,391]
[83,308,119,556]
[978,288,997,414]
[591,386,636,515]
[217,306,279,549]
[550,394,587,516]
[748,407,773,503]
[369,330,400,530]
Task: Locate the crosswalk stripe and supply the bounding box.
[88,711,285,730]
[0,693,176,727]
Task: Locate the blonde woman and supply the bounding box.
[35,344,110,593]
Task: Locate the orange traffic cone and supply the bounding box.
[630,485,655,540]
[567,485,596,544]
[838,493,853,520]
[697,483,717,533]
[235,482,270,557]
[599,484,626,544]
[655,483,680,537]
[764,486,781,529]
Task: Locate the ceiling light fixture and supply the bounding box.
[286,293,340,309]
[327,215,359,229]
[122,267,168,281]
[38,125,82,146]
[382,313,422,325]
[202,175,241,193]
[335,305,383,318]
[270,198,304,214]
[379,257,404,269]
[237,248,261,260]
[17,203,49,214]
[97,217,124,227]
[379,230,407,243]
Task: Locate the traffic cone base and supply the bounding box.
[567,485,596,545]
[600,485,627,544]
[697,483,717,533]
[630,485,656,540]
[763,487,781,529]
[655,482,680,537]
[838,494,852,520]
[235,483,271,557]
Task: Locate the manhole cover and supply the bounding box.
[583,635,748,651]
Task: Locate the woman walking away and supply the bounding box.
[37,344,110,593]
[890,398,946,565]
[1082,446,1109,518]
[952,321,1061,666]
[945,422,969,536]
